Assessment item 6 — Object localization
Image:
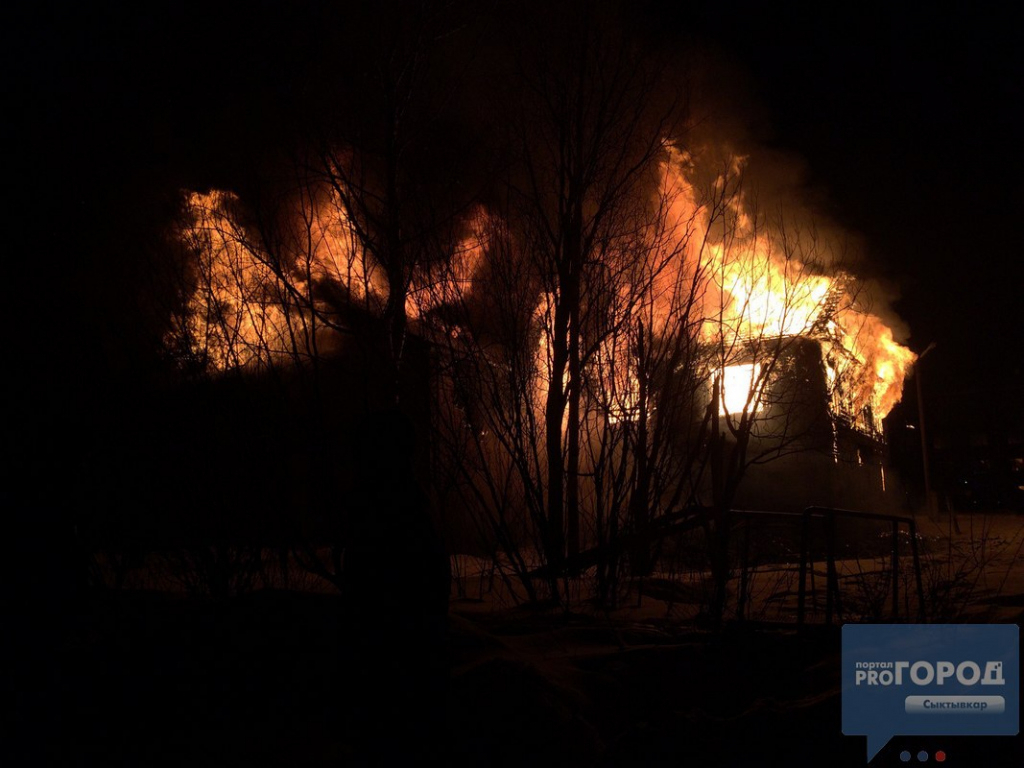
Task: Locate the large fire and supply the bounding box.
[652,146,916,431]
[173,189,486,370]
[173,142,915,434]
[175,190,297,370]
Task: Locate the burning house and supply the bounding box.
[166,137,917,572]
[717,322,910,515]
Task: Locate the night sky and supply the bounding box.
[8,1,1023,448]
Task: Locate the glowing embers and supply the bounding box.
[719,362,762,417]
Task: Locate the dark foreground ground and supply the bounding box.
[10,587,1024,767]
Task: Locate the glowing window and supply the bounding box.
[719,363,761,416]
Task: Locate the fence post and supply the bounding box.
[825,510,840,624]
[737,516,751,621]
[798,510,810,627]
[909,519,926,621]
[891,519,900,619]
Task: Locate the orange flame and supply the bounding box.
[177,147,915,435]
[649,146,916,427]
[175,188,485,370]
[177,190,295,370]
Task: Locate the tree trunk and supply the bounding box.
[544,295,569,591]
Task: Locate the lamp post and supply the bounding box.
[915,342,937,516]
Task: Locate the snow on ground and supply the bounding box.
[51,511,1024,765]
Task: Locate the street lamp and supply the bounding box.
[914,342,937,514]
